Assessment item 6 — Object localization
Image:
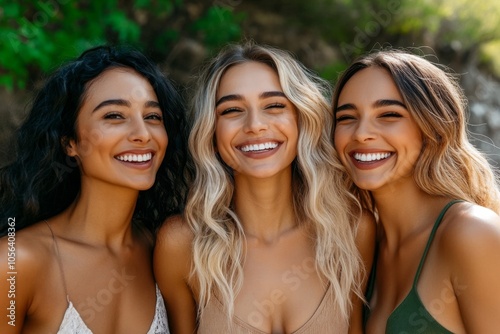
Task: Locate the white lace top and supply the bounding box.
[45,221,170,334]
[57,285,169,334]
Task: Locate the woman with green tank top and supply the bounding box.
[332,49,500,333]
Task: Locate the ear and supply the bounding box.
[61,136,78,157]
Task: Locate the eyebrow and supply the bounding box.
[260,91,287,99]
[215,94,243,107]
[336,99,406,113]
[92,99,160,112]
[374,99,406,109]
[215,91,287,107]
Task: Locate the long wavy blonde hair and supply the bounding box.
[332,49,500,213]
[186,43,363,322]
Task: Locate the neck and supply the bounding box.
[233,170,297,243]
[372,179,450,249]
[60,178,140,247]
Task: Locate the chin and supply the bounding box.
[129,179,157,191]
[351,179,382,192]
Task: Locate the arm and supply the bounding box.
[349,210,376,334]
[0,232,37,334]
[447,205,500,333]
[154,215,197,334]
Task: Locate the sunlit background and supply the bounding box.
[1,0,499,167]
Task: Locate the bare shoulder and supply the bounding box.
[0,222,54,330]
[0,222,53,277]
[439,202,500,251]
[155,214,194,252]
[154,215,198,333]
[438,202,500,277]
[154,214,194,280]
[435,202,500,330]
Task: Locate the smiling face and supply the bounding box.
[334,66,423,192]
[67,67,168,191]
[214,61,299,179]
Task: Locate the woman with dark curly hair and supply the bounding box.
[0,45,189,333]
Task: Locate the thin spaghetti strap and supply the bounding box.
[44,220,70,300]
[412,200,462,286]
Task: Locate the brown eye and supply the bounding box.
[335,114,356,122]
[145,113,163,121]
[220,107,242,115]
[265,103,285,109]
[104,112,124,119]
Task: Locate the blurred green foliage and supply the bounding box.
[261,0,500,81]
[192,6,245,50]
[1,0,500,89]
[0,0,244,90]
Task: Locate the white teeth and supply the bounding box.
[116,153,152,162]
[354,152,391,162]
[241,142,279,152]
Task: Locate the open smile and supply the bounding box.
[353,152,392,162]
[115,152,153,163]
[239,141,280,153]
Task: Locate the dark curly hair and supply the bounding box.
[0,45,191,236]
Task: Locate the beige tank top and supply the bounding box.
[197,284,348,334]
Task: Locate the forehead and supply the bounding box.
[216,61,282,98]
[339,66,403,103]
[84,67,156,103]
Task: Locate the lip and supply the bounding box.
[348,149,394,170]
[114,149,156,170]
[236,139,282,159]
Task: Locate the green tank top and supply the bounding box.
[364,200,461,334]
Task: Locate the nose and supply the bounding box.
[243,109,268,134]
[352,117,377,142]
[128,116,151,143]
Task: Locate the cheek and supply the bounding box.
[214,120,235,148]
[157,129,168,152]
[156,134,168,165]
[333,130,346,152]
[277,116,299,137]
[407,126,424,156]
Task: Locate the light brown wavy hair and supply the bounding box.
[332,49,500,213]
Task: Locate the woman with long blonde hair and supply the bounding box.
[154,43,375,333]
[333,49,500,333]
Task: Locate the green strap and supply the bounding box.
[412,200,462,286]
